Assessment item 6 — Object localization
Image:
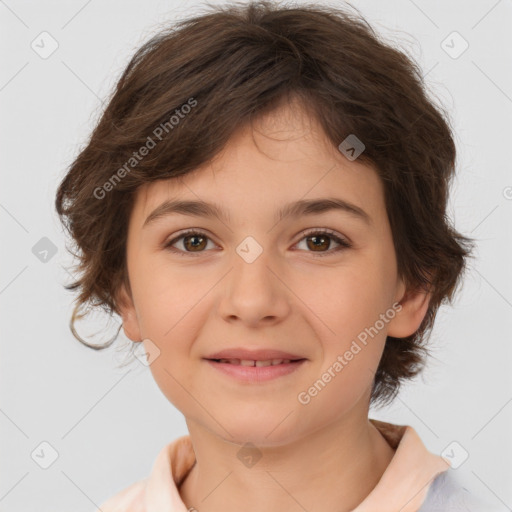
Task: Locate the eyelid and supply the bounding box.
[297,227,350,244]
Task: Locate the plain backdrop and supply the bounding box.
[1,0,511,510]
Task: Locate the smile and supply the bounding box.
[212,358,296,366]
[205,358,307,382]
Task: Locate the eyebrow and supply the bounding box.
[142,197,372,228]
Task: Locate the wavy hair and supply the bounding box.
[55,0,475,407]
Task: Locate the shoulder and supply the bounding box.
[419,470,508,512]
[91,478,147,512]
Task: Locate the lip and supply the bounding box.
[205,348,305,361]
[205,359,307,383]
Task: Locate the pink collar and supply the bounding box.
[100,419,450,512]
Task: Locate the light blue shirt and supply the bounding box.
[419,470,509,511]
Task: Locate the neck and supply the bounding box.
[179,415,395,512]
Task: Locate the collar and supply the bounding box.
[143,419,450,512]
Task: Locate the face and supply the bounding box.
[118,99,429,446]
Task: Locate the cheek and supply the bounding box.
[294,269,391,420]
[140,310,203,417]
[291,253,395,402]
[132,261,227,410]
[294,252,395,346]
[131,255,210,336]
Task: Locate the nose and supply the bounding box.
[217,246,291,327]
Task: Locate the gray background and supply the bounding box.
[1,0,511,510]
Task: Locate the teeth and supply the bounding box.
[217,358,292,366]
[255,360,273,367]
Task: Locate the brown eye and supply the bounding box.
[164,229,215,256]
[306,234,330,252]
[296,229,351,256]
[164,228,351,258]
[182,233,207,251]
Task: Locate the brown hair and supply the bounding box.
[54,0,475,407]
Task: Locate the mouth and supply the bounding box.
[207,358,306,366]
[204,358,307,382]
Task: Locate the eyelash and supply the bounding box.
[163,228,352,258]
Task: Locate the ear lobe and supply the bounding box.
[116,283,142,342]
[387,285,431,339]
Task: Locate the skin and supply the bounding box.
[117,96,431,512]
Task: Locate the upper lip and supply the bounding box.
[205,348,306,361]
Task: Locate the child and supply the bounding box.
[55,1,504,510]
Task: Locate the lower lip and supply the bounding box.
[204,359,306,382]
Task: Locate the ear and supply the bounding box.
[116,282,142,343]
[387,280,431,338]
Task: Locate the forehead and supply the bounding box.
[131,101,384,227]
